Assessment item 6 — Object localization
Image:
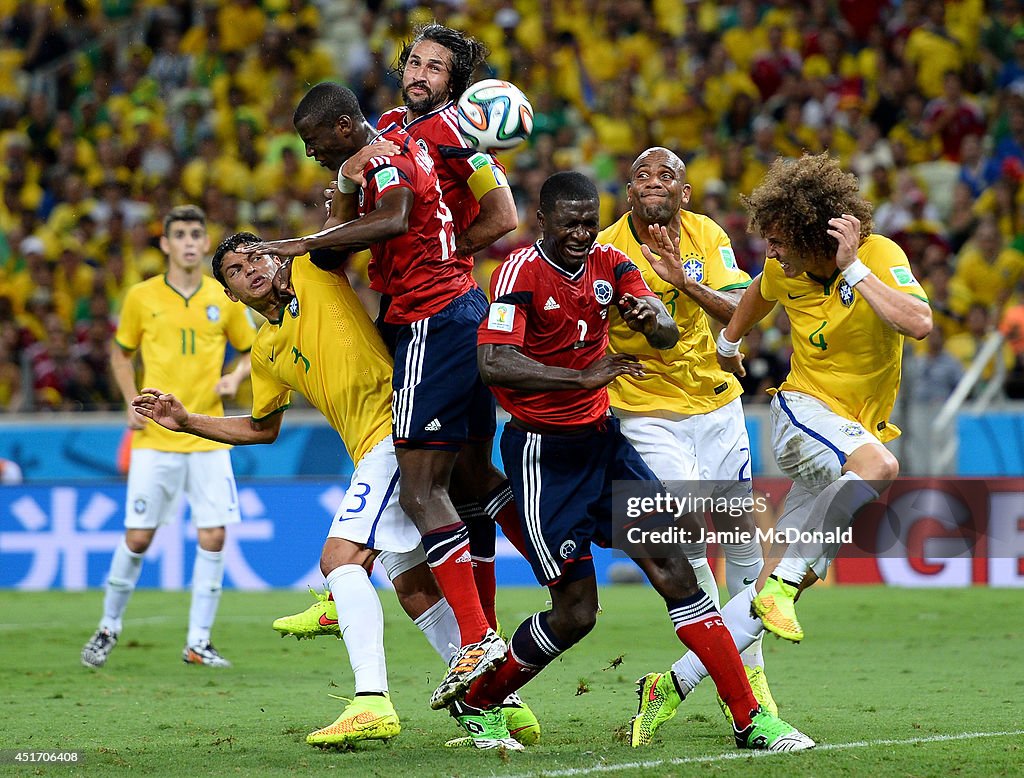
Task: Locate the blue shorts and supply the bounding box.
[501,416,658,587]
[391,287,496,450]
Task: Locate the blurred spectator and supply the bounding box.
[908,328,965,406]
[945,303,1016,386]
[952,218,1024,311]
[736,326,786,403]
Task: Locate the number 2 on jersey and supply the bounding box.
[808,320,828,351]
[574,319,588,350]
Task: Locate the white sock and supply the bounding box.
[326,564,388,694]
[101,540,145,634]
[683,543,720,608]
[671,585,763,693]
[723,539,764,668]
[413,597,459,664]
[774,472,879,583]
[187,547,224,646]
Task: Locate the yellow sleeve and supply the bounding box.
[225,301,256,352]
[759,260,780,302]
[114,286,142,351]
[701,222,751,292]
[249,354,291,421]
[862,237,928,302]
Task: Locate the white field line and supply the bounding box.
[498,729,1024,778]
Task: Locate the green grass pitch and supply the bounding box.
[0,586,1021,777]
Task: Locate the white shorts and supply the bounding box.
[327,437,422,553]
[615,397,752,499]
[770,391,883,491]
[125,449,240,530]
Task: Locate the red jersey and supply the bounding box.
[358,123,470,324]
[378,102,506,246]
[478,241,652,429]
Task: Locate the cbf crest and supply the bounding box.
[837,279,855,307]
[206,305,220,322]
[593,279,613,305]
[287,297,300,318]
[682,257,705,283]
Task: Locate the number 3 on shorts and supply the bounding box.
[348,482,372,513]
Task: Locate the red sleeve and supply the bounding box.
[363,154,416,203]
[603,246,653,299]
[477,262,532,348]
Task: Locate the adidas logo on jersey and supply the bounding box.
[544,296,560,311]
[455,550,472,563]
[425,418,442,432]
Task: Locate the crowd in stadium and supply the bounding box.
[1,0,1023,412]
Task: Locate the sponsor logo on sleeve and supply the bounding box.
[487,302,516,332]
[890,266,919,287]
[720,246,737,270]
[374,166,400,192]
[469,152,491,170]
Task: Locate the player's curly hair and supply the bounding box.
[741,153,873,262]
[212,231,260,286]
[396,24,489,100]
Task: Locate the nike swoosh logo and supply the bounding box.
[743,577,757,585]
[319,613,338,627]
[787,293,807,300]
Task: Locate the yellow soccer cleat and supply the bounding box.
[306,694,401,747]
[273,589,339,640]
[751,576,804,643]
[630,672,682,747]
[502,692,541,745]
[716,666,778,724]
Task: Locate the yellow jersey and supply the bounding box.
[759,235,929,443]
[116,275,256,452]
[600,210,751,415]
[249,259,393,466]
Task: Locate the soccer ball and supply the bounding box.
[456,79,534,152]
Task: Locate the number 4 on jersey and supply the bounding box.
[809,320,828,351]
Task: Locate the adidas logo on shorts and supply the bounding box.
[425,418,442,432]
[544,296,560,311]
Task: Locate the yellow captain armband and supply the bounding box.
[467,159,508,202]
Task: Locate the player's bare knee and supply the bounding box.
[197,526,226,552]
[125,529,154,554]
[319,538,373,576]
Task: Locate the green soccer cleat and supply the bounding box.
[501,692,541,745]
[734,707,815,752]
[273,589,339,640]
[630,672,682,747]
[717,665,778,723]
[751,576,804,643]
[306,694,400,747]
[447,700,524,750]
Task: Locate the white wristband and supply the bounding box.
[842,258,872,287]
[336,174,358,194]
[716,329,742,357]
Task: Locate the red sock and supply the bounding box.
[465,651,538,709]
[422,522,490,645]
[675,616,758,729]
[472,560,497,630]
[492,501,528,558]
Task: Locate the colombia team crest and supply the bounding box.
[593,279,613,305]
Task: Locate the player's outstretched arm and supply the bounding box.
[478,344,644,391]
[642,224,743,324]
[133,389,283,445]
[456,186,517,257]
[237,188,414,259]
[716,275,777,377]
[619,293,679,349]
